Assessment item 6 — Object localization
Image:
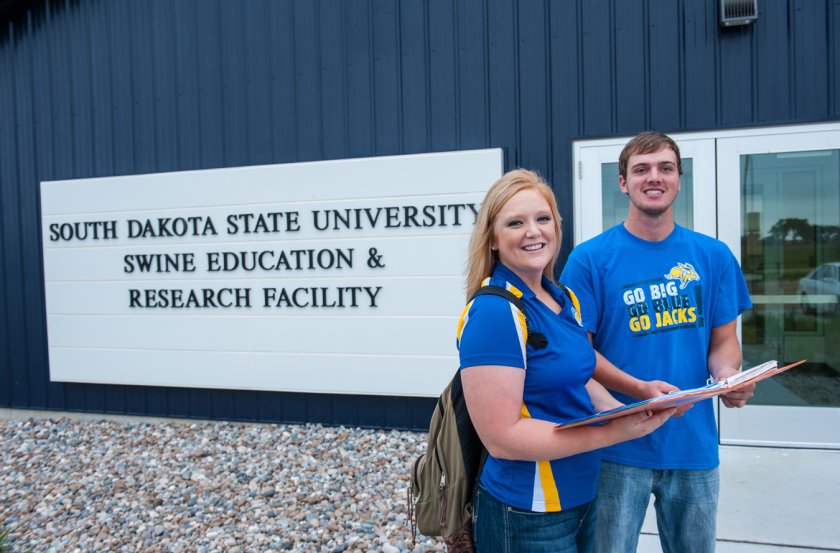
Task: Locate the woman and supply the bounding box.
[458,169,675,552]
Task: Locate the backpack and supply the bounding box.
[407,284,549,552]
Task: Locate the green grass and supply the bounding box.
[0,528,32,553]
[0,530,12,553]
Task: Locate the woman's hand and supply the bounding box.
[604,407,678,442]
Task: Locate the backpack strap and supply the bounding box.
[470,285,548,349]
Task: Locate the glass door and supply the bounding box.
[717,125,840,448]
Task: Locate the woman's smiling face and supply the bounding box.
[492,188,557,283]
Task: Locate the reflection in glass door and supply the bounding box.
[740,151,840,409]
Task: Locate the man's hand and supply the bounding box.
[636,380,692,417]
[636,379,678,399]
[715,367,755,408]
[708,321,752,408]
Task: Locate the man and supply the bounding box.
[559,131,755,553]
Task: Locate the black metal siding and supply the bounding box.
[2,0,839,430]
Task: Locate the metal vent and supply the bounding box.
[720,0,758,27]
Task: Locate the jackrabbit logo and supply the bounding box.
[664,262,700,289]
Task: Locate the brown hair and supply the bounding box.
[465,168,562,300]
[618,131,683,178]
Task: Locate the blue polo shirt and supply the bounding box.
[457,263,599,512]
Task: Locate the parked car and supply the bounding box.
[797,262,840,315]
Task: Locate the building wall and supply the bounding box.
[2,0,839,430]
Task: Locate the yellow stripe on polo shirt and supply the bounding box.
[520,403,562,512]
[457,279,529,351]
[504,283,529,353]
[565,285,583,326]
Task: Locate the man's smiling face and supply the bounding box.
[619,147,681,218]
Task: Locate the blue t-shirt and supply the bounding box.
[457,263,599,512]
[559,224,752,470]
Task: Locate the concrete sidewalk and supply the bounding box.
[637,445,840,552]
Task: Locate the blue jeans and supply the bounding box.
[594,460,719,553]
[472,483,596,553]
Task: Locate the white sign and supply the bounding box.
[40,149,503,397]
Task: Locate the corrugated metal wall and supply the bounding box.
[2,0,839,430]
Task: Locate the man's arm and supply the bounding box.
[591,334,692,416]
[590,334,680,401]
[708,319,754,408]
[585,377,624,413]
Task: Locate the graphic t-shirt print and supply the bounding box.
[622,261,704,336]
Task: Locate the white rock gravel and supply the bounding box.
[0,417,444,552]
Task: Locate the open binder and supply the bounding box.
[555,359,806,430]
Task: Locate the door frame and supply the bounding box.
[572,122,840,449]
[716,123,840,448]
[574,134,717,243]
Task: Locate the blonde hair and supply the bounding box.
[465,168,562,300]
